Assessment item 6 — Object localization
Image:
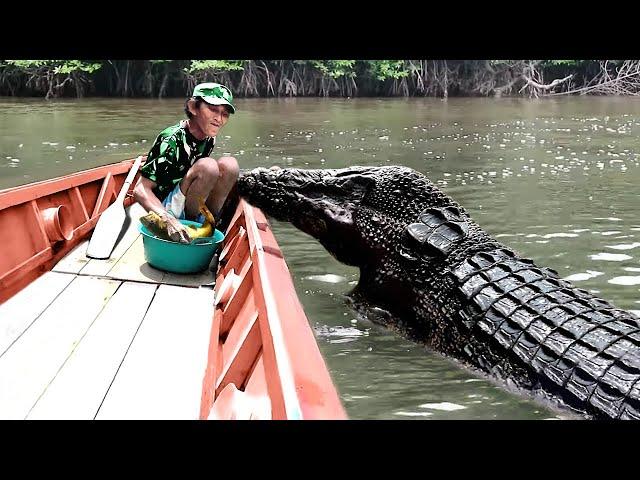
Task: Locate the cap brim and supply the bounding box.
[201,96,235,114]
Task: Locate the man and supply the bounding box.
[133,82,239,243]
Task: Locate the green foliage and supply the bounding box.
[539,60,623,68]
[539,60,586,68]
[185,60,245,74]
[309,60,356,78]
[54,60,102,75]
[5,59,52,68]
[544,60,578,66]
[488,60,516,66]
[4,59,102,73]
[364,60,409,81]
[0,60,103,98]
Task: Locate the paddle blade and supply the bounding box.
[86,204,126,259]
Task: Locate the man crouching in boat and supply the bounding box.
[133,82,239,243]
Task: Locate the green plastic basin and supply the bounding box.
[138,219,225,274]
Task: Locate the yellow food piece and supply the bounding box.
[186,222,212,238]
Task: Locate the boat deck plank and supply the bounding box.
[103,234,167,284]
[96,285,215,419]
[27,282,158,420]
[0,271,76,357]
[80,202,147,278]
[51,240,90,274]
[162,268,216,288]
[0,275,121,419]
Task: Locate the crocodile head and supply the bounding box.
[237,165,471,270]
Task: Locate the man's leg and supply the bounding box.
[179,157,219,220]
[206,156,239,216]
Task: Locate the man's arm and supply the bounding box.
[132,176,168,216]
[133,176,191,243]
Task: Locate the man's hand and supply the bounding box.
[161,212,192,244]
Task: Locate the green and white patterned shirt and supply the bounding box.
[140,120,215,201]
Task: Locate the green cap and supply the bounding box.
[192,82,236,114]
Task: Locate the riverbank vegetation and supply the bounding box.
[1,60,639,99]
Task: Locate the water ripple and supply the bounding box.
[589,252,633,261]
[608,276,640,286]
[543,232,579,239]
[419,402,467,412]
[394,411,434,417]
[564,270,604,282]
[314,325,367,340]
[606,242,640,250]
[304,274,348,283]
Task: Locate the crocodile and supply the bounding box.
[237,165,640,419]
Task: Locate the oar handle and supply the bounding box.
[115,155,144,204]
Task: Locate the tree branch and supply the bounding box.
[521,74,573,91]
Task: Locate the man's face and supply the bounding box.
[191,101,230,137]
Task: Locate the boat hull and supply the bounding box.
[0,159,137,304]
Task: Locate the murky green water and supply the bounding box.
[3,96,640,419]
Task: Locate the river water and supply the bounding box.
[3,96,640,419]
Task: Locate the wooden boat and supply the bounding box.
[0,157,347,420]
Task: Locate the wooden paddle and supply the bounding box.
[86,156,144,259]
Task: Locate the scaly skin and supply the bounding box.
[237,165,640,419]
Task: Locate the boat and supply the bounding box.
[0,157,347,420]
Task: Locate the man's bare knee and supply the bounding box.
[190,157,220,182]
[217,156,239,178]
